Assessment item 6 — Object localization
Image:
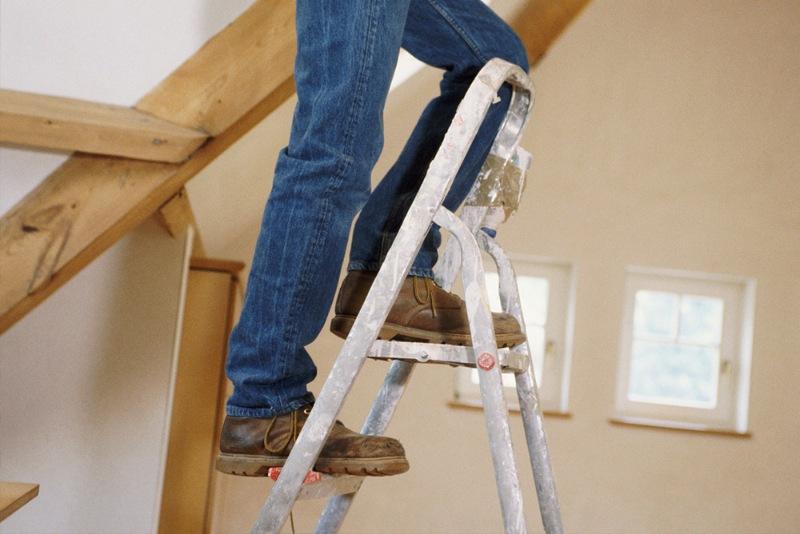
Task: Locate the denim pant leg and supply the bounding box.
[348,0,530,279]
[225,0,412,418]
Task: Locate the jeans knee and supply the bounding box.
[511,36,530,74]
[492,32,529,74]
[333,176,371,216]
[465,13,528,74]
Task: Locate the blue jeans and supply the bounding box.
[226,0,529,418]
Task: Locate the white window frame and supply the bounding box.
[614,266,756,433]
[453,254,576,414]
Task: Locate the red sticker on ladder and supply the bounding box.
[477,352,496,371]
[267,467,321,484]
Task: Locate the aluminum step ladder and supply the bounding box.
[251,58,563,534]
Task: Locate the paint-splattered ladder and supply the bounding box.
[251,58,563,534]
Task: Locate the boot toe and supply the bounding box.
[376,436,405,457]
[492,312,523,335]
[323,433,406,459]
[356,435,405,458]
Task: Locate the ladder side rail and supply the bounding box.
[357,360,416,436]
[315,360,415,533]
[433,72,533,291]
[490,78,533,160]
[434,207,527,534]
[434,205,486,290]
[477,229,526,331]
[478,232,564,534]
[252,58,532,534]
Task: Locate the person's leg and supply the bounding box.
[348,0,530,278]
[225,0,412,418]
[331,0,530,346]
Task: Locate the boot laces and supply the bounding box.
[412,276,438,317]
[264,406,308,453]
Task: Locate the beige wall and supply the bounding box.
[189,1,800,532]
[0,220,189,532]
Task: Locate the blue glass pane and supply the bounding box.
[628,340,719,408]
[679,295,724,345]
[634,291,679,339]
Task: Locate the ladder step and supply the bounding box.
[367,340,530,373]
[267,468,363,500]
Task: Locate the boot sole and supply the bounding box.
[216,452,409,477]
[330,315,526,348]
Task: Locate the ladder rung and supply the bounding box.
[298,475,363,500]
[367,340,530,373]
[267,468,364,500]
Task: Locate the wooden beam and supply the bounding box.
[512,0,591,67]
[0,482,39,522]
[0,0,296,334]
[155,188,207,257]
[155,188,196,239]
[0,89,207,163]
[0,77,294,334]
[136,0,296,135]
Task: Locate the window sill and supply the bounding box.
[448,400,572,418]
[608,416,751,438]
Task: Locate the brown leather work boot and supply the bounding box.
[216,404,409,477]
[330,269,526,348]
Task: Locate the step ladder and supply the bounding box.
[251,58,563,534]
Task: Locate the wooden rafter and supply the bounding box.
[0,77,294,335]
[155,189,198,240]
[0,0,295,335]
[0,0,587,335]
[155,188,207,257]
[136,0,295,135]
[512,0,591,67]
[0,89,208,162]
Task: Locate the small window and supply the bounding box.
[615,267,756,433]
[454,256,575,414]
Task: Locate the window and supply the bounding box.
[454,256,575,414]
[615,267,756,433]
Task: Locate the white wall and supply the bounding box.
[0,1,250,530]
[0,220,187,533]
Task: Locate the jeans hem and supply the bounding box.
[226,393,316,418]
[347,259,435,279]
